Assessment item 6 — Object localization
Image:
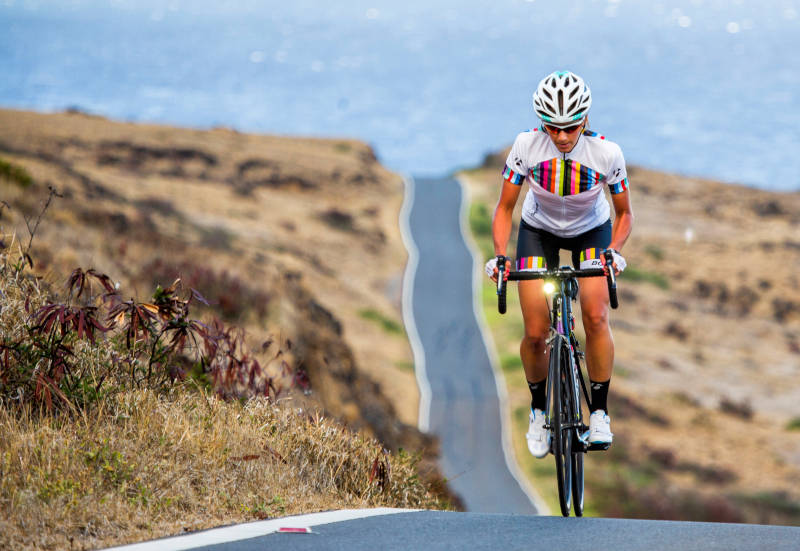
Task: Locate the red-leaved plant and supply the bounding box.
[1,262,298,412]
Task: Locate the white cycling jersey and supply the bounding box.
[502,127,629,237]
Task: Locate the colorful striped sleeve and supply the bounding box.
[609,178,629,194]
[502,165,525,186]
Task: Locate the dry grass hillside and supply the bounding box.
[0,107,421,443]
[0,386,446,550]
[0,108,454,549]
[461,152,800,523]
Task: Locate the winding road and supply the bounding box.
[400,176,540,513]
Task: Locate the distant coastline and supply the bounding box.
[2,1,799,188]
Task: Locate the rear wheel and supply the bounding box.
[550,338,572,517]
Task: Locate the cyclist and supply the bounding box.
[485,70,633,457]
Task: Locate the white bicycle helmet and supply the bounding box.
[532,71,592,127]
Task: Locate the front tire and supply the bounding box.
[571,444,584,516]
[567,343,585,516]
[550,338,572,517]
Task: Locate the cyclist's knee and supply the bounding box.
[522,331,547,353]
[582,308,609,335]
[523,320,548,340]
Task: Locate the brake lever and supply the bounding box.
[496,255,507,314]
[603,249,619,309]
[496,255,506,292]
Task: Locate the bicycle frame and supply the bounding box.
[546,280,587,434]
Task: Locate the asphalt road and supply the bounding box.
[190,510,800,551]
[403,176,538,514]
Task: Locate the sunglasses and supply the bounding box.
[544,123,584,134]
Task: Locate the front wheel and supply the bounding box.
[550,338,572,517]
[571,446,584,516]
[567,344,585,516]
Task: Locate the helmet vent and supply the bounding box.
[557,90,564,114]
[567,99,578,113]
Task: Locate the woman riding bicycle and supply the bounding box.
[486,70,634,458]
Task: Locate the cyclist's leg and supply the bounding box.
[579,276,615,444]
[579,275,613,383]
[517,221,559,457]
[516,221,559,401]
[519,280,550,385]
[569,221,614,408]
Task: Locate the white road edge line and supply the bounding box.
[456,175,550,516]
[103,508,421,551]
[399,174,432,433]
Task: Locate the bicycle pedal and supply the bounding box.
[588,442,611,451]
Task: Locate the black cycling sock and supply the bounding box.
[590,379,610,413]
[528,379,547,411]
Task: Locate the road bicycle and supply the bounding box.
[495,251,619,517]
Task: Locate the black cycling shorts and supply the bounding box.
[515,219,612,271]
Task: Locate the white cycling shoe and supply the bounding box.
[526,408,550,458]
[588,410,613,444]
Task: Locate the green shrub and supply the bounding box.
[644,244,665,261]
[359,308,404,335]
[786,417,800,431]
[500,353,522,372]
[469,202,492,238]
[395,360,415,372]
[0,157,33,188]
[621,266,669,289]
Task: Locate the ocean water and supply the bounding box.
[1,0,799,190]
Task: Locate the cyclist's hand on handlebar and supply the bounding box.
[485,256,511,282]
[602,248,626,275]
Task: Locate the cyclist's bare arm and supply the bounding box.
[608,189,633,253]
[490,180,522,281]
[606,189,634,274]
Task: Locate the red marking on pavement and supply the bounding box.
[278,527,312,534]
